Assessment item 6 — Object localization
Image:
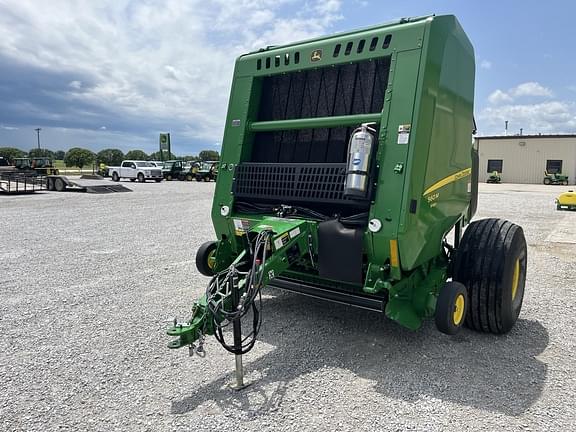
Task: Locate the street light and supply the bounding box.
[35,128,41,151]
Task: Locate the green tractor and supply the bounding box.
[195,161,218,182]
[168,15,527,385]
[486,170,501,183]
[163,160,199,181]
[162,160,185,181]
[14,158,32,171]
[543,170,568,185]
[14,157,59,175]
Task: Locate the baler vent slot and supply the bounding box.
[344,41,353,55]
[382,34,392,49]
[233,163,368,207]
[333,44,341,57]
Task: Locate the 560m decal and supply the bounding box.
[423,168,472,197]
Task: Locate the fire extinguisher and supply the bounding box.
[344,123,376,198]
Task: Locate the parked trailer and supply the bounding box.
[46,175,132,193]
[0,173,46,194]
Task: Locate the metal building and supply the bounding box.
[475,135,576,184]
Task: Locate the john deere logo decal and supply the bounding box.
[311,49,322,62]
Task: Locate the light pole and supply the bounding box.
[35,128,42,151]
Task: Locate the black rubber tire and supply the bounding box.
[137,173,145,183]
[562,180,568,186]
[453,218,527,334]
[196,241,218,276]
[435,281,468,335]
[543,178,551,185]
[46,178,55,191]
[112,172,120,182]
[54,178,66,192]
[166,174,172,181]
[195,175,202,182]
[186,174,193,181]
[155,179,162,182]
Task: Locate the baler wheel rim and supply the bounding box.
[207,250,216,270]
[453,294,465,325]
[511,259,521,301]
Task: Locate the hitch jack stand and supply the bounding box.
[230,273,250,391]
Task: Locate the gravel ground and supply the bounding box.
[1,180,575,431]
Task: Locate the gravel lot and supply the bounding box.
[1,180,575,431]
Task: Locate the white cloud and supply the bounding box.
[480,60,492,70]
[478,101,576,135]
[488,89,513,105]
[316,0,342,14]
[487,81,553,106]
[0,0,343,141]
[512,82,552,98]
[1,125,19,130]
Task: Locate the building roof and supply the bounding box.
[476,134,576,140]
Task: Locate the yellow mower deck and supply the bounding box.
[556,191,576,210]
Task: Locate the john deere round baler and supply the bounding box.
[168,15,527,383]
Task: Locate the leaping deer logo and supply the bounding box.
[311,49,322,62]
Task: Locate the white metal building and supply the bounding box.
[475,135,576,184]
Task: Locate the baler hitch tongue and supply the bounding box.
[167,217,310,358]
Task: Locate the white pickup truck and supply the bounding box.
[108,160,163,182]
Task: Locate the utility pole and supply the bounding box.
[35,128,42,151]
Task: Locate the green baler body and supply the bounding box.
[208,15,475,329]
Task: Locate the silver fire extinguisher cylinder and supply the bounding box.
[344,123,376,198]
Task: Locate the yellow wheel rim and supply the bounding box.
[453,294,465,326]
[511,258,520,301]
[207,249,216,270]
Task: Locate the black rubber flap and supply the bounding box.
[318,219,363,285]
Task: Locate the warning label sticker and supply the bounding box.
[233,219,251,236]
[397,124,411,145]
[289,227,301,239]
[274,233,290,250]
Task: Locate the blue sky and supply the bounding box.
[1,0,575,155]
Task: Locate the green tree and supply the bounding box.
[182,155,200,162]
[125,149,149,160]
[97,148,124,166]
[149,150,177,160]
[0,147,26,161]
[198,150,219,161]
[54,150,66,160]
[64,148,95,169]
[29,148,55,158]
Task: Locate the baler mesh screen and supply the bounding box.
[252,57,389,163]
[233,163,367,207]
